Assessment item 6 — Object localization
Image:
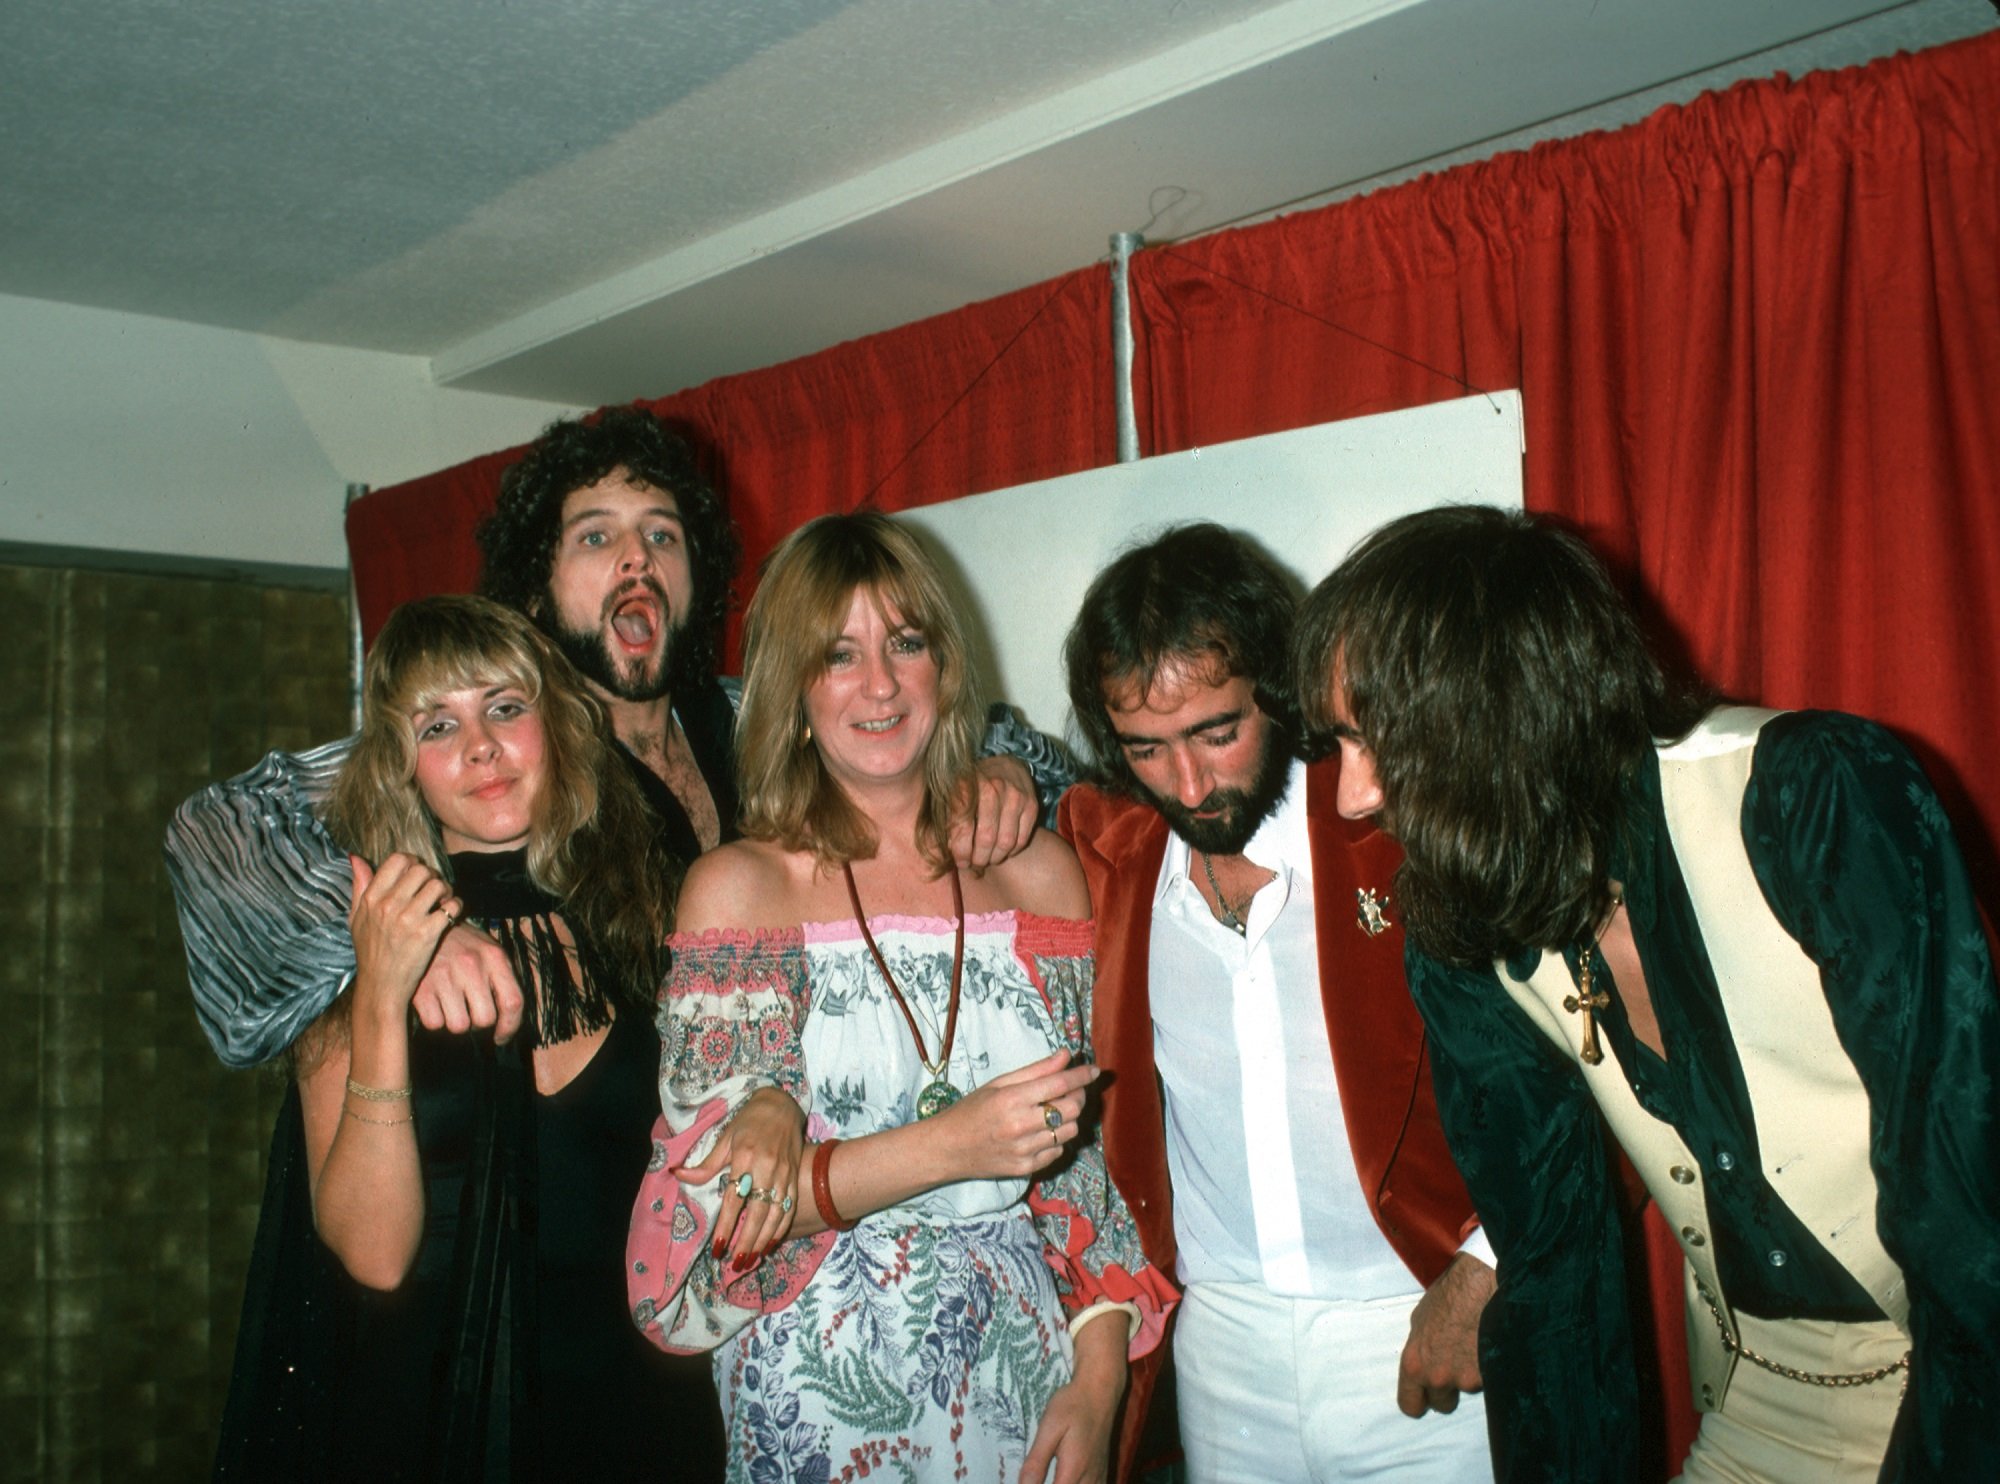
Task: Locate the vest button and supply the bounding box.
[1669,1165,1695,1185]
[1700,1383,1716,1406]
[1714,1150,1737,1172]
[1681,1226,1707,1248]
[1768,1249,1788,1268]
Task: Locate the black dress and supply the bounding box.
[214,852,726,1483]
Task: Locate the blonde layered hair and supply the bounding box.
[323,594,674,996]
[736,514,981,867]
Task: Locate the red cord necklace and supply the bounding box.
[842,859,965,1119]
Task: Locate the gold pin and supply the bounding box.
[1355,888,1392,938]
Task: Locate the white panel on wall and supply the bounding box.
[901,391,1525,742]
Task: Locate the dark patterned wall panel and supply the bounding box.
[0,565,349,1483]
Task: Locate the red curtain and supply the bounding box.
[346,445,526,635]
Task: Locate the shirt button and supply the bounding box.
[1681,1226,1707,1248]
[1715,1150,1737,1172]
[1669,1165,1695,1185]
[1699,1383,1716,1406]
[1768,1249,1788,1268]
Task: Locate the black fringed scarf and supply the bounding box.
[448,849,624,1048]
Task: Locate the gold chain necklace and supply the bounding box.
[1199,850,1252,937]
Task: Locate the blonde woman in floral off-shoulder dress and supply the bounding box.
[628,513,1175,1484]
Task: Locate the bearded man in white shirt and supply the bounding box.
[1057,523,1497,1482]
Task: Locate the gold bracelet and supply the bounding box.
[342,1106,415,1127]
[345,1077,413,1102]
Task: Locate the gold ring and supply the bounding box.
[1041,1102,1062,1132]
[1049,1125,1062,1148]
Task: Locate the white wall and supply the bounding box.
[903,392,1526,738]
[0,293,582,578]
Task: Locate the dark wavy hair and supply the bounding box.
[1293,505,1707,966]
[1063,523,1299,794]
[475,407,741,693]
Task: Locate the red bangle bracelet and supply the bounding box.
[811,1138,856,1232]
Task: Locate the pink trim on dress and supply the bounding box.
[666,923,807,952]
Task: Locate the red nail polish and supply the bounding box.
[732,1253,754,1273]
[711,1239,726,1260]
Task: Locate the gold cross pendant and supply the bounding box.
[1564,946,1611,1066]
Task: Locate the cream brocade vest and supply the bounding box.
[1494,707,1909,1413]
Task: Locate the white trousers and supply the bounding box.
[1173,1279,1493,1483]
[1674,1310,1907,1484]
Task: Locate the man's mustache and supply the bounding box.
[599,575,670,622]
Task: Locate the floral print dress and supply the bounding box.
[628,911,1174,1484]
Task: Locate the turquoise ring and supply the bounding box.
[735,1171,755,1200]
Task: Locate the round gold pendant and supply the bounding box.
[916,1079,961,1119]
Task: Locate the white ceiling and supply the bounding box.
[2,0,1991,410]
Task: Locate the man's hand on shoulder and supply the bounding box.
[412,923,525,1043]
[1397,1252,1495,1418]
[952,755,1040,872]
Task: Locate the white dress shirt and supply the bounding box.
[1149,757,1443,1300]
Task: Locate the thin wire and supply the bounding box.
[1137,185,1190,239]
[1167,179,1356,244]
[862,273,1081,505]
[1152,244,1500,411]
[865,219,1496,500]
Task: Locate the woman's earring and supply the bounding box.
[799,721,813,747]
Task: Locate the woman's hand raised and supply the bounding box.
[348,854,459,1028]
[938,1049,1099,1181]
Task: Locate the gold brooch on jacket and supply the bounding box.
[1355,888,1392,938]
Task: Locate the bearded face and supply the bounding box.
[542,472,695,703]
[1102,660,1293,854]
[1146,719,1292,854]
